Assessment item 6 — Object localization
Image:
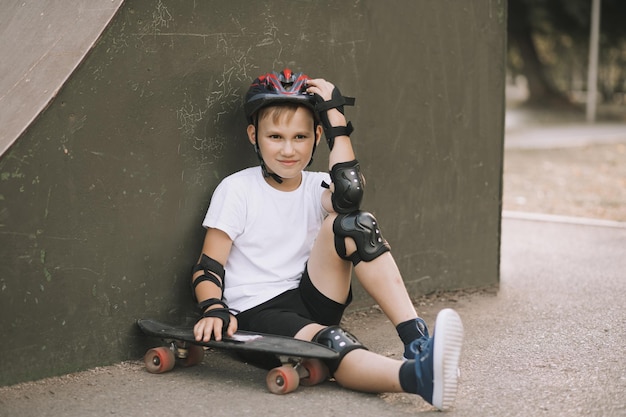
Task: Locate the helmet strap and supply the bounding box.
[306,121,320,168]
[253,118,284,184]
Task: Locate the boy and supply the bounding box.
[191,69,464,410]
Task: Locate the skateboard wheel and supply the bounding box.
[266,365,300,395]
[144,347,175,374]
[300,359,329,386]
[180,344,205,367]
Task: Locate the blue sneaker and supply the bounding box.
[407,308,464,410]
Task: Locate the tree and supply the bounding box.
[508,0,626,106]
[508,0,570,105]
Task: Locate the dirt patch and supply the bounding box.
[503,143,626,222]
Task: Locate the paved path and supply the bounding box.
[505,108,626,149]
[506,123,626,149]
[456,217,626,416]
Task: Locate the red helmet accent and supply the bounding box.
[244,68,317,122]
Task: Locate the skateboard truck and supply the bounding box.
[144,340,205,373]
[265,356,329,394]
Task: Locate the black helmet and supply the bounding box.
[244,69,319,183]
[244,68,317,123]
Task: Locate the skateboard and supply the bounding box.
[136,318,339,394]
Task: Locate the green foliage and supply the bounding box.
[508,0,626,104]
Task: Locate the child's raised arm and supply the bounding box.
[305,78,356,168]
[306,79,364,215]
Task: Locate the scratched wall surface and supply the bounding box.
[0,0,505,385]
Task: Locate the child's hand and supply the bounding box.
[305,78,336,102]
[306,78,348,129]
[193,314,238,342]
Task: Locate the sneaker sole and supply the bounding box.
[431,308,464,410]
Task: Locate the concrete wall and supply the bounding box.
[0,0,506,386]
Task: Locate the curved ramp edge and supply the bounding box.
[0,0,124,157]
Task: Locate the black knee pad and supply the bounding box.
[333,211,390,266]
[313,326,367,374]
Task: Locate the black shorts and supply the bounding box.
[236,265,352,337]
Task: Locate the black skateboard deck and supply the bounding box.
[138,318,337,359]
[137,318,338,394]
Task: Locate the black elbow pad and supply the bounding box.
[330,160,364,213]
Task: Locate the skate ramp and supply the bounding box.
[0,0,505,386]
[0,0,124,156]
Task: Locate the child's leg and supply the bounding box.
[353,252,418,324]
[306,213,464,410]
[309,213,426,356]
[307,213,418,327]
[295,312,464,411]
[334,349,405,392]
[294,323,404,393]
[306,214,352,304]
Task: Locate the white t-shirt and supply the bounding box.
[203,166,330,312]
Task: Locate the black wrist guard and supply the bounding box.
[315,86,355,150]
[197,297,227,312]
[191,254,225,301]
[202,307,240,334]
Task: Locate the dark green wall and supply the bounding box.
[0,0,506,386]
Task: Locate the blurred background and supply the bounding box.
[503,0,626,222]
[507,0,625,114]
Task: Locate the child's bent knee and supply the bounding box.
[333,211,391,266]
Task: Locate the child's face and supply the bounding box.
[248,105,321,189]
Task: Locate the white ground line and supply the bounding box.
[502,210,626,229]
